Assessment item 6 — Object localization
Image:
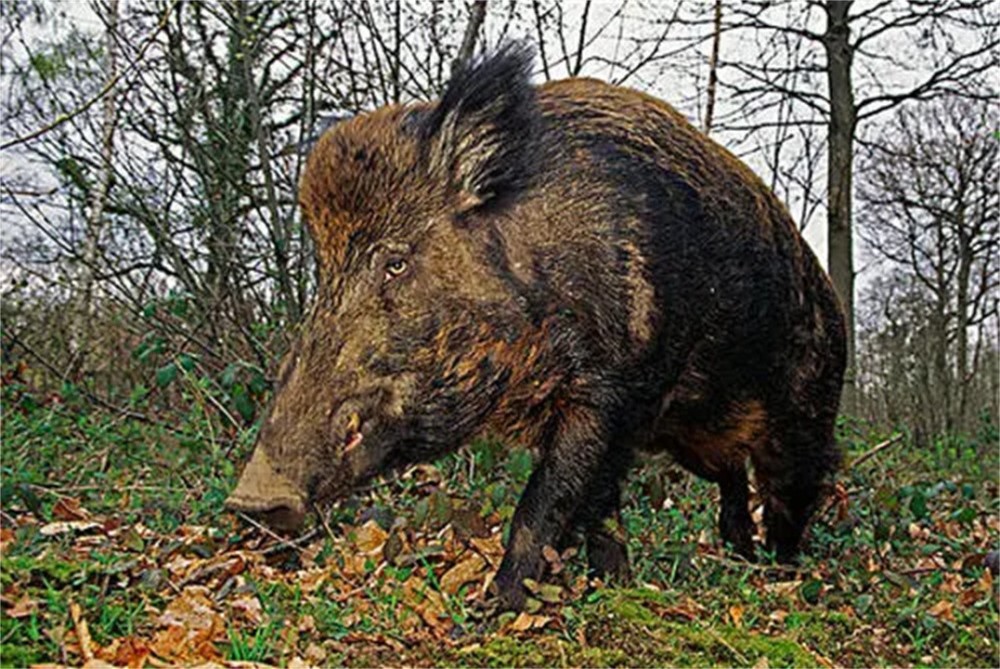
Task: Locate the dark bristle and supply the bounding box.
[421,41,535,140]
[418,41,538,203]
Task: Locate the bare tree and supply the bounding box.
[711,0,999,411]
[857,96,999,437]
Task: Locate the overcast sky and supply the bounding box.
[3,0,994,281]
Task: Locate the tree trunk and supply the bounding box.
[78,0,119,375]
[703,0,723,135]
[823,0,857,413]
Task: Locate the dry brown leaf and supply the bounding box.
[656,600,705,621]
[6,594,38,618]
[303,642,327,666]
[0,527,16,555]
[229,595,263,626]
[52,497,90,521]
[439,553,486,595]
[509,612,535,632]
[508,612,552,632]
[70,601,95,662]
[926,599,954,620]
[470,533,505,567]
[764,580,803,597]
[80,660,116,669]
[298,614,316,634]
[352,520,389,554]
[39,520,102,537]
[728,604,744,628]
[152,587,225,663]
[296,568,329,594]
[753,656,770,669]
[99,636,151,669]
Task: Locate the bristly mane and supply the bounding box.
[417,41,539,206]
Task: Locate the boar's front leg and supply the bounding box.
[572,455,632,582]
[493,405,613,611]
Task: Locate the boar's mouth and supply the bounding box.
[224,448,308,533]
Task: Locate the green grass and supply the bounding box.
[1,380,997,667]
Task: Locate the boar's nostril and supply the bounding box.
[225,494,307,533]
[250,505,306,533]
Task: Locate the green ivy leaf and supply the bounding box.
[156,363,178,387]
[177,353,196,372]
[221,363,239,389]
[233,385,255,422]
[909,490,929,520]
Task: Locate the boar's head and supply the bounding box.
[225,45,540,531]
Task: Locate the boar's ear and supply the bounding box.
[416,42,537,209]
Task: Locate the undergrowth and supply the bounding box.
[1,378,997,668]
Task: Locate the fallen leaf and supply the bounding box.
[229,595,263,626]
[0,527,15,555]
[470,534,505,567]
[764,580,802,597]
[753,657,770,669]
[926,599,953,620]
[303,641,327,665]
[81,660,116,669]
[6,594,38,618]
[728,604,744,628]
[152,586,224,663]
[69,601,96,663]
[39,520,102,536]
[53,497,91,521]
[298,614,316,634]
[100,636,151,668]
[508,612,552,632]
[352,520,389,554]
[439,553,486,594]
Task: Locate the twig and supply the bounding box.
[451,0,487,77]
[313,502,340,546]
[695,552,810,574]
[237,512,309,555]
[819,434,906,520]
[1,1,178,151]
[69,600,95,662]
[849,433,905,469]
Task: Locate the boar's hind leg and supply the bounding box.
[752,414,840,563]
[493,407,613,611]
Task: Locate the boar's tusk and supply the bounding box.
[345,431,364,454]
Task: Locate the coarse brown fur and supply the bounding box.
[226,44,847,611]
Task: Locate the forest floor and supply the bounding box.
[1,377,998,668]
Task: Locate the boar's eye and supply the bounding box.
[384,257,408,281]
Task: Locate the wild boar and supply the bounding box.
[225,43,846,610]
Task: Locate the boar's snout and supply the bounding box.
[225,448,307,533]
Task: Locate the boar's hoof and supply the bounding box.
[488,571,530,612]
[587,532,631,582]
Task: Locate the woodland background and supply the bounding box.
[0,1,997,667]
